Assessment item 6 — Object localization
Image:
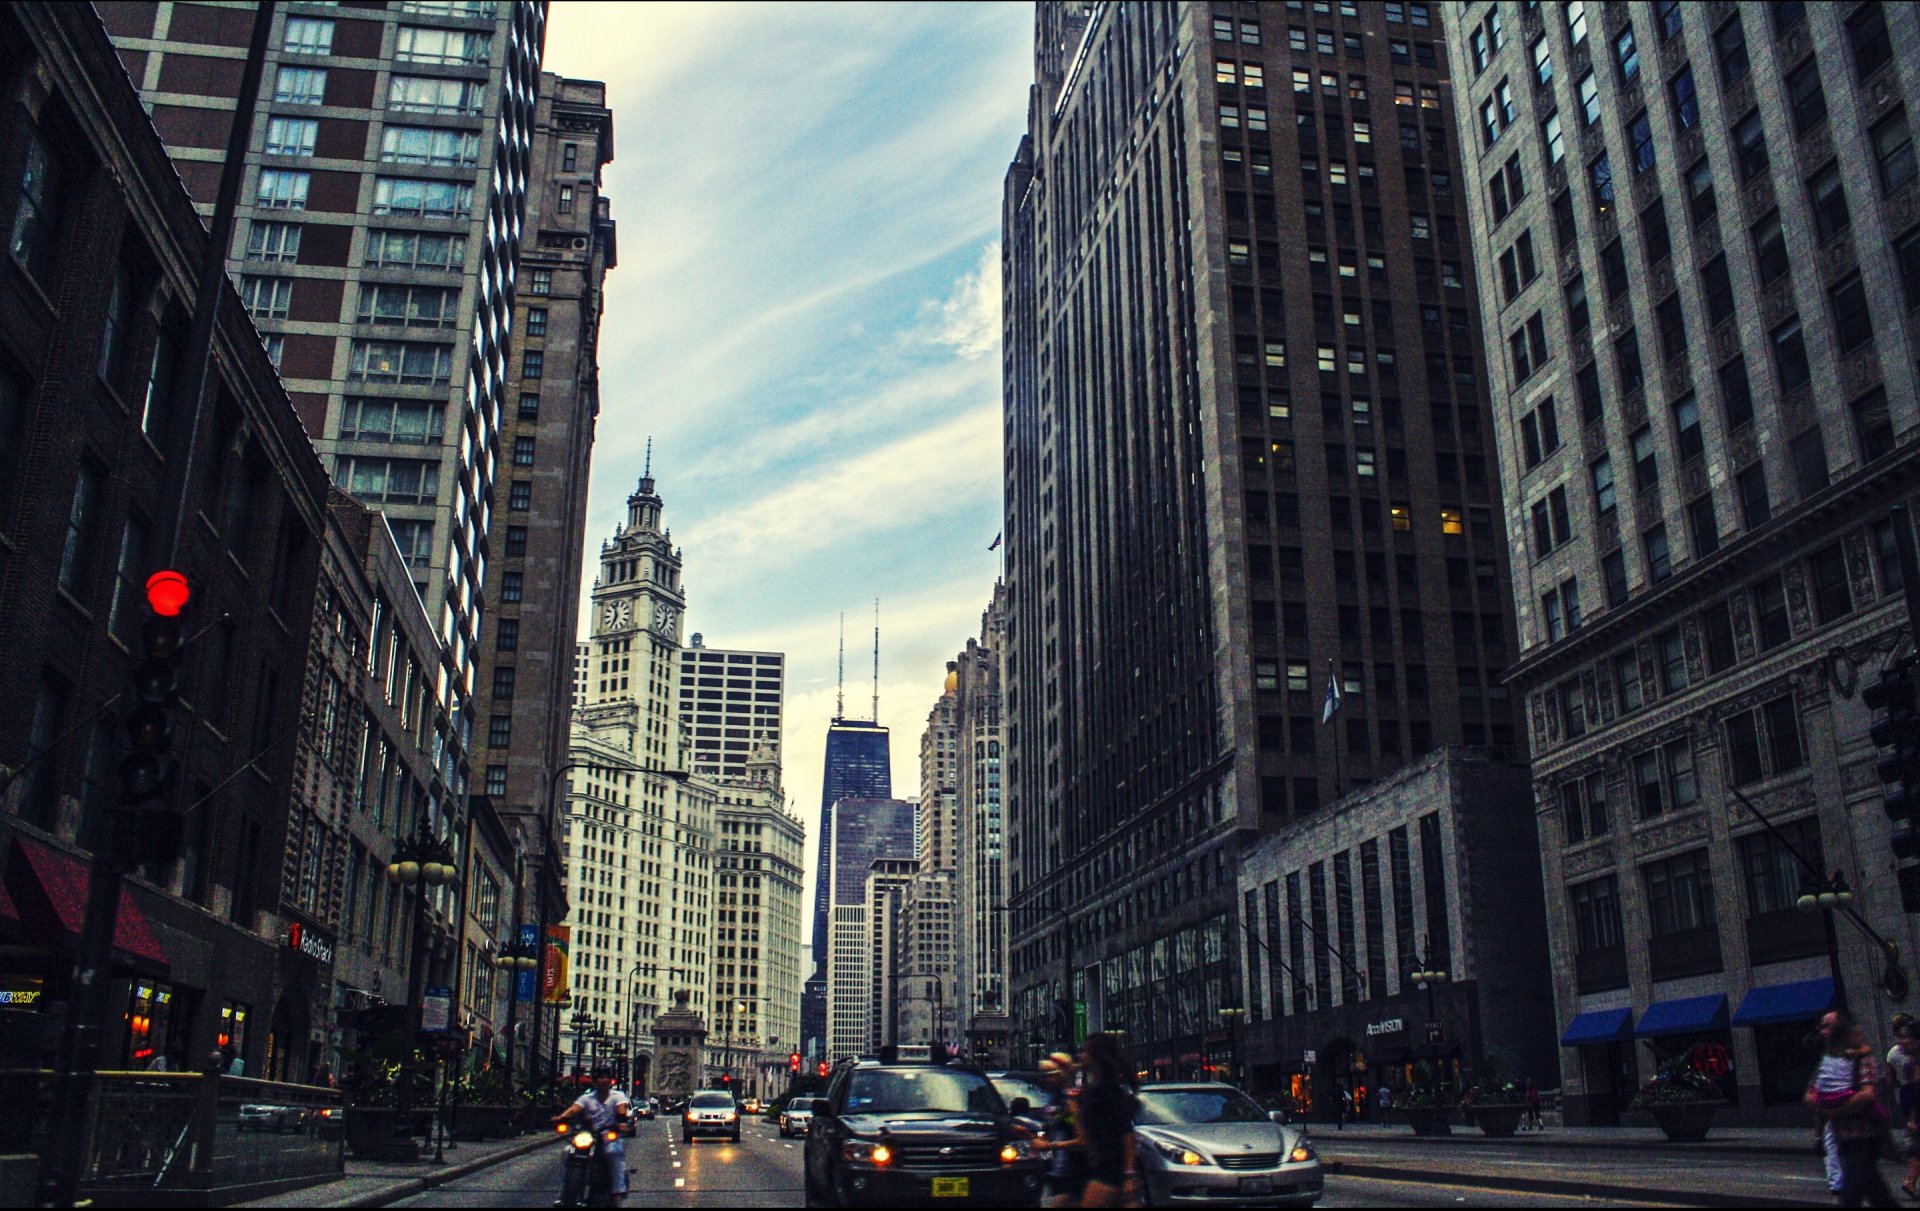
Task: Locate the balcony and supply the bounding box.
[1575,944,1629,994]
[1746,907,1830,968]
[1649,926,1723,981]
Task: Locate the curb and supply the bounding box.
[1323,1159,1833,1208]
[342,1134,555,1209]
[1321,1133,1817,1160]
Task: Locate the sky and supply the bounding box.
[543,3,1032,953]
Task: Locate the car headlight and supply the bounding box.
[1000,1141,1035,1162]
[844,1140,893,1164]
[723,1110,737,1121]
[1290,1142,1316,1163]
[1150,1138,1209,1166]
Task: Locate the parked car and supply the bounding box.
[238,1103,309,1133]
[1132,1082,1322,1207]
[780,1096,818,1137]
[803,1061,1044,1206]
[684,1089,741,1143]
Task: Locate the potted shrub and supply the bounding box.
[1392,1063,1454,1136]
[1463,1057,1528,1138]
[452,1067,514,1139]
[1629,1065,1727,1141]
[343,1058,409,1161]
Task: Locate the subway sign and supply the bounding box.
[288,921,335,965]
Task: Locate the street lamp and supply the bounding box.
[493,936,540,1098]
[387,820,458,1139]
[1797,870,1856,1013]
[1217,1007,1246,1088]
[1406,935,1450,1045]
[569,1010,598,1081]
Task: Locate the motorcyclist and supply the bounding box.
[553,1064,629,1204]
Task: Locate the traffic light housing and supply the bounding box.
[789,1052,801,1074]
[1866,657,1920,863]
[817,1060,830,1078]
[112,571,190,869]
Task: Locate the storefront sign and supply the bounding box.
[422,986,453,1033]
[0,977,44,1008]
[1302,1049,1316,1066]
[287,921,335,965]
[1365,1018,1404,1037]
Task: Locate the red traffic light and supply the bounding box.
[817,1060,830,1077]
[721,1073,731,1085]
[145,570,190,617]
[789,1052,801,1073]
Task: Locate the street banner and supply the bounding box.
[543,924,571,1005]
[422,986,452,1033]
[516,923,540,1002]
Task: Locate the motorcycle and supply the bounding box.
[554,1121,623,1208]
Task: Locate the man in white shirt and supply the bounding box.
[555,1065,629,1202]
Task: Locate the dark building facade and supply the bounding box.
[1002,2,1522,1065]
[0,2,333,1079]
[804,718,891,1058]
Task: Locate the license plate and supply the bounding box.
[1240,1176,1274,1195]
[931,1176,970,1198]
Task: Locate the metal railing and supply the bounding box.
[0,1070,343,1202]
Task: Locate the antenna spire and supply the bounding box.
[643,437,652,479]
[872,599,880,722]
[836,613,845,721]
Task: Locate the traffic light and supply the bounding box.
[721,1072,731,1087]
[817,1060,830,1078]
[789,1052,801,1074]
[112,571,190,869]
[1867,656,1920,862]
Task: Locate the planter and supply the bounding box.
[1400,1106,1453,1136]
[452,1103,515,1140]
[1644,1102,1723,1142]
[1470,1104,1526,1137]
[344,1106,419,1161]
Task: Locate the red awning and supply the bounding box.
[9,838,169,972]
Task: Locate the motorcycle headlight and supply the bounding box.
[572,1130,594,1150]
[844,1139,892,1165]
[1150,1138,1209,1166]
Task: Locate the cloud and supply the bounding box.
[929,241,1002,360]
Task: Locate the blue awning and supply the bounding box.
[1732,978,1835,1028]
[1636,994,1729,1038]
[1560,1007,1634,1046]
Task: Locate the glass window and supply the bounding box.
[1734,111,1770,181]
[1809,543,1853,624]
[1752,573,1790,650]
[1644,850,1716,935]
[372,177,474,218]
[256,169,310,210]
[1615,24,1640,83]
[1645,524,1672,583]
[1629,112,1656,174]
[1670,65,1698,130]
[395,25,491,65]
[1786,58,1826,135]
[1772,316,1810,392]
[1752,210,1789,285]
[365,229,465,271]
[283,17,333,54]
[272,66,327,105]
[1831,275,1873,353]
[379,126,480,168]
[1849,4,1893,82]
[264,117,318,157]
[1578,70,1601,126]
[1873,109,1916,193]
[1687,158,1717,224]
[1715,17,1749,84]
[388,75,486,115]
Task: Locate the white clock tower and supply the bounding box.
[583,465,686,743]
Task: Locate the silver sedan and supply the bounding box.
[1133,1083,1323,1207]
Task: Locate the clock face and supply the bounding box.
[653,602,678,637]
[601,600,633,630]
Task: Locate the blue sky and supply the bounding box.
[545,3,1032,945]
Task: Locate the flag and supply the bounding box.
[988,532,1003,551]
[1321,666,1343,724]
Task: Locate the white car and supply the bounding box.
[684,1089,740,1142]
[238,1103,308,1133]
[779,1096,817,1137]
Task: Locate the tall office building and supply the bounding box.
[471,70,613,966]
[819,798,915,1060]
[102,1,546,722]
[678,638,786,780]
[802,715,891,1057]
[1445,1,1920,1124]
[1002,2,1520,1066]
[952,586,1010,1028]
[829,856,913,1061]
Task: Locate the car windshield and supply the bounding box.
[690,1093,733,1109]
[790,1099,815,1112]
[992,1076,1048,1111]
[1135,1089,1270,1125]
[843,1069,1007,1115]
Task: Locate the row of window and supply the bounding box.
[276,22,491,69]
[256,170,476,218]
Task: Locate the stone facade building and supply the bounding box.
[1233,748,1555,1114]
[1444,0,1920,1123]
[1003,0,1522,1067]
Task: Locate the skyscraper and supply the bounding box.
[803,715,892,1058]
[101,1,546,718]
[952,586,1010,1029]
[1002,2,1519,1066]
[678,638,786,780]
[1445,0,1920,1124]
[820,800,915,1060]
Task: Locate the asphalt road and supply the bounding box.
[391,1117,1699,1207]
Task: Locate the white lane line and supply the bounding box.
[674,1178,686,1188]
[672,1161,682,1168]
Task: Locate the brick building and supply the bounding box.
[1445,0,1920,1124]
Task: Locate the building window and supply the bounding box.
[1741,818,1824,918]
[1724,694,1806,786]
[531,269,553,295]
[380,125,481,168]
[559,185,575,213]
[341,398,443,444]
[1577,70,1600,127]
[272,66,327,105]
[1773,316,1811,392]
[1791,426,1830,497]
[1688,493,1720,559]
[265,117,318,157]
[488,715,511,747]
[497,616,519,650]
[282,16,334,54]
[372,177,474,218]
[349,340,453,386]
[503,526,527,557]
[1855,388,1895,463]
[1644,849,1717,935]
[359,283,459,328]
[1715,17,1749,83]
[1644,524,1672,583]
[388,75,486,115]
[492,667,515,699]
[1809,543,1854,624]
[1670,65,1699,130]
[485,765,507,796]
[518,392,540,420]
[526,307,547,338]
[1830,275,1874,353]
[395,25,491,65]
[1808,163,1851,243]
[240,275,293,321]
[1569,876,1624,959]
[365,229,465,271]
[337,456,439,504]
[1786,58,1827,135]
[59,460,102,596]
[513,435,536,466]
[1672,393,1703,462]
[1657,625,1687,693]
[256,169,310,210]
[1752,573,1791,651]
[1615,649,1643,713]
[246,221,302,263]
[1629,111,1656,175]
[500,572,523,603]
[509,480,531,511]
[1687,158,1718,224]
[1734,111,1770,181]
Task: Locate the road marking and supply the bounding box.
[672,1161,682,1168]
[674,1178,685,1188]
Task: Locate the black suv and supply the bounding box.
[803,1062,1045,1207]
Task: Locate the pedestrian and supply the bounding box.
[1020,1051,1087,1209]
[1075,1033,1139,1208]
[313,1061,336,1090]
[1807,1011,1899,1207]
[1377,1083,1393,1122]
[1335,1080,1348,1131]
[145,1051,169,1073]
[223,1045,244,1077]
[1890,1022,1920,1200]
[1525,1078,1542,1132]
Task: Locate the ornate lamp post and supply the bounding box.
[493,937,540,1099]
[387,821,458,1140]
[1797,871,1855,1013]
[569,1010,598,1081]
[1217,1007,1246,1088]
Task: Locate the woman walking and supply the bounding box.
[1807,1011,1899,1207]
[1076,1033,1139,1208]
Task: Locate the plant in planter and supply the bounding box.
[451,1067,515,1139]
[1392,1062,1455,1136]
[1628,1063,1727,1141]
[1461,1057,1527,1137]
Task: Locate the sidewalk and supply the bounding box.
[235,1132,552,1209]
[1308,1120,1818,1156]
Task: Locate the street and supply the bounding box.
[391,1118,1732,1208]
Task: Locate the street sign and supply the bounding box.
[1303,1049,1316,1066]
[422,986,452,1033]
[1425,1022,1443,1045]
[1073,1000,1087,1045]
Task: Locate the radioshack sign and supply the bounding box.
[288,921,335,965]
